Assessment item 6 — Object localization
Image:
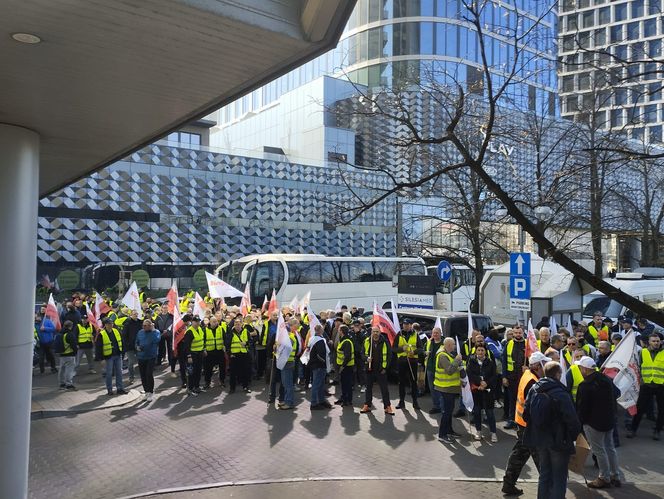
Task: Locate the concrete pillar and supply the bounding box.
[0,124,39,499]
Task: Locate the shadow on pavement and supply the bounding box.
[300,409,333,439]
[263,407,297,447]
[339,406,360,436]
[366,411,409,449]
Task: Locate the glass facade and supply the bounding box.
[218,0,559,125]
[559,0,664,143]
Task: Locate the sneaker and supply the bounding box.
[187,389,198,397]
[491,433,498,443]
[428,408,441,415]
[610,476,621,488]
[147,392,154,401]
[504,421,518,430]
[438,435,454,444]
[181,383,187,389]
[116,389,128,395]
[88,369,97,374]
[171,372,178,378]
[395,401,405,409]
[143,392,149,400]
[501,483,523,496]
[279,404,294,410]
[471,428,481,440]
[587,477,611,489]
[360,404,372,413]
[360,386,366,393]
[385,405,396,415]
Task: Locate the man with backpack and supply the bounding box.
[523,361,581,499]
[56,320,78,390]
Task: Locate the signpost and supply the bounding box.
[509,252,531,316]
[437,260,454,311]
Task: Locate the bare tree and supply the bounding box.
[327,0,664,324]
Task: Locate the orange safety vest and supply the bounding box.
[514,369,539,427]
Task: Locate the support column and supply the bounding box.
[0,124,39,499]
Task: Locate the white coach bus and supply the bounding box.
[215,254,427,311]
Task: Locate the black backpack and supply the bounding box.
[529,389,555,429]
[53,333,65,354]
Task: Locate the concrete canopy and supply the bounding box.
[0,0,356,197]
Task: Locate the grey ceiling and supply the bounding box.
[0,0,355,196]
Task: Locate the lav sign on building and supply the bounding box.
[509,252,531,311]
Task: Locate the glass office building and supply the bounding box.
[219,0,559,125]
[559,0,664,142]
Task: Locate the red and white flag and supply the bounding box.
[602,331,641,416]
[166,282,178,315]
[261,295,269,313]
[275,313,293,370]
[268,289,278,315]
[172,292,187,355]
[193,292,207,321]
[86,303,100,330]
[45,293,61,331]
[121,281,143,319]
[240,282,251,317]
[525,318,540,360]
[205,271,244,298]
[93,292,111,322]
[372,301,398,345]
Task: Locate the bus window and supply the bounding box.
[347,261,376,282]
[373,261,397,279]
[320,261,347,283]
[397,262,426,275]
[252,262,284,302]
[287,261,322,284]
[582,296,623,318]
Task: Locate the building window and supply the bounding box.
[627,21,640,40]
[648,125,662,142]
[562,75,575,92]
[610,25,623,42]
[631,0,645,18]
[598,7,611,24]
[582,11,595,28]
[649,0,662,15]
[578,72,591,90]
[644,18,657,36]
[167,131,201,146]
[567,14,578,30]
[595,27,607,45]
[615,3,628,21]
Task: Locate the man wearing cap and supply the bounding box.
[523,361,581,499]
[502,324,526,430]
[576,355,622,488]
[360,326,395,415]
[501,351,548,496]
[96,318,127,396]
[628,332,664,440]
[393,318,423,410]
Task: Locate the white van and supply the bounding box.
[583,268,664,322]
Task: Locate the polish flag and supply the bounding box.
[86,303,100,330]
[166,282,178,314]
[93,292,111,321]
[261,295,269,313]
[267,289,278,315]
[172,291,187,355]
[602,331,641,416]
[372,301,398,345]
[240,282,251,317]
[45,293,61,331]
[193,292,207,321]
[525,318,540,359]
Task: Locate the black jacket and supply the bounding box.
[576,371,620,432]
[309,337,328,370]
[523,377,581,454]
[155,313,173,339]
[467,355,497,407]
[122,318,143,352]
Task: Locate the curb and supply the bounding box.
[31,389,142,420]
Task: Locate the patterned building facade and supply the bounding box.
[37,142,397,284]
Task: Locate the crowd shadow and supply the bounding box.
[300,409,333,439]
[339,406,361,436]
[366,411,409,449]
[263,407,297,447]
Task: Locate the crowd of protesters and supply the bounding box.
[33,293,662,498]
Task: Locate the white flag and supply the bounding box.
[467,308,474,340]
[288,295,300,314]
[566,315,573,333]
[299,291,311,312]
[193,291,207,321]
[300,305,322,367]
[275,313,293,370]
[240,282,251,317]
[334,300,342,313]
[455,336,474,412]
[601,331,641,415]
[434,316,442,332]
[559,349,567,387]
[549,316,558,335]
[121,281,143,319]
[205,271,244,298]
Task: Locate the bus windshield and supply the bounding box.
[219,261,247,291]
[582,296,624,318]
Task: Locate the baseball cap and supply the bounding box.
[575,356,596,369]
[529,351,552,365]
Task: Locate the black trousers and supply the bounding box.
[39,344,56,371]
[507,376,520,420]
[177,350,187,385]
[365,370,391,408]
[229,352,250,390]
[398,359,418,403]
[340,365,354,403]
[504,425,540,487]
[188,352,203,390]
[158,335,174,366]
[269,360,285,402]
[138,358,155,393]
[204,350,226,385]
[255,347,267,379]
[632,383,664,432]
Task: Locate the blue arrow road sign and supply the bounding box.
[437,260,452,282]
[509,252,531,300]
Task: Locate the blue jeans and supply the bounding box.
[438,391,457,438]
[427,370,441,410]
[537,447,569,499]
[105,355,124,392]
[584,425,621,480]
[310,367,326,406]
[281,364,295,406]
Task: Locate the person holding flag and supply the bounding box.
[434,337,463,443]
[273,312,295,409]
[181,316,206,396]
[628,332,664,440]
[360,326,395,415]
[424,325,444,415]
[155,303,174,368]
[393,318,423,410]
[502,323,526,430]
[308,323,332,410]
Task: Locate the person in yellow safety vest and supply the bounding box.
[139,290,146,303]
[501,351,549,496]
[114,308,130,329]
[179,296,191,314]
[58,321,78,391]
[95,318,127,396]
[393,319,423,410]
[276,328,298,410]
[181,316,205,396]
[360,326,395,415]
[562,335,591,367]
[425,327,445,415]
[502,324,526,429]
[565,348,588,401]
[587,312,610,347]
[203,317,226,390]
[253,312,268,379]
[628,333,664,439]
[225,318,252,394]
[537,327,551,352]
[462,329,481,360]
[335,325,355,407]
[75,314,96,374]
[434,337,463,443]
